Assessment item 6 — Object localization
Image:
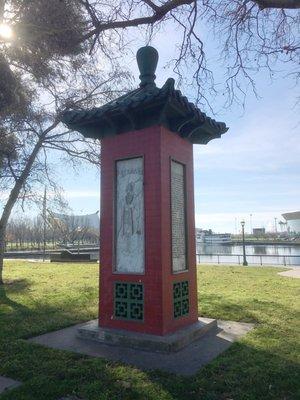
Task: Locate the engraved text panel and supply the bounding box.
[171,160,187,272]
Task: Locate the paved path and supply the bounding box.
[278,268,300,278]
[0,376,21,395]
[29,320,254,376]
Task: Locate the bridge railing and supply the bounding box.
[196,253,300,266]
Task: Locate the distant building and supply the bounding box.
[51,211,100,231]
[282,211,300,234]
[49,211,100,244]
[253,228,265,236]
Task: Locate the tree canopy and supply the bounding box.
[0,0,299,283]
[1,0,299,116]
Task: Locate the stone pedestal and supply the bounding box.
[77,317,217,353]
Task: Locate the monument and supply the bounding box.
[62,46,228,351]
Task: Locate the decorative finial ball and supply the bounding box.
[136,46,159,87]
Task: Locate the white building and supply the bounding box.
[49,211,100,243]
[282,211,300,234]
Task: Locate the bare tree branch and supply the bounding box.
[142,0,160,12]
[1,0,300,283]
[81,0,194,42]
[253,0,300,9]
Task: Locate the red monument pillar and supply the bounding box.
[62,46,228,351]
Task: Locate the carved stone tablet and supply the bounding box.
[171,160,187,272]
[115,157,144,273]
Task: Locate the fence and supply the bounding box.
[196,253,300,266]
[5,250,300,266]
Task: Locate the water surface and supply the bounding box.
[196,243,300,266]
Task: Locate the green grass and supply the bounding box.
[0,261,299,400]
[5,242,58,251]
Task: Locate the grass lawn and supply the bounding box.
[0,261,299,400]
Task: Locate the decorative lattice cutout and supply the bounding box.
[114,282,144,321]
[173,281,189,318]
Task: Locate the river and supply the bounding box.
[5,243,300,267]
[196,243,300,267]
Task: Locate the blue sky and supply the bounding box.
[12,20,300,234]
[56,74,299,233]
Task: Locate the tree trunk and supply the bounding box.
[0,225,5,284]
[255,0,300,9]
[0,120,59,284]
[0,137,45,284]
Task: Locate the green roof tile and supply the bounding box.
[61,46,228,144]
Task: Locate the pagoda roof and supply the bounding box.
[61,47,228,144]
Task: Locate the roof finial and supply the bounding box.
[136,46,158,87]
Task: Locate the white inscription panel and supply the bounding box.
[115,157,144,273]
[171,160,187,272]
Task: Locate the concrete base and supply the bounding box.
[0,376,21,395]
[29,319,254,375]
[77,318,217,353]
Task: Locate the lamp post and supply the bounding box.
[241,220,248,266]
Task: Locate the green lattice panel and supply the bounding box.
[173,281,189,318]
[114,282,144,321]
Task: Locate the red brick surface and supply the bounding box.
[99,125,198,335]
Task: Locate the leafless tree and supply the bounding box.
[47,212,99,246]
[1,1,299,114]
[0,65,129,283]
[5,212,99,250]
[0,1,132,283]
[70,1,300,108]
[1,0,299,283]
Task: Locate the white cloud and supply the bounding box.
[193,95,300,173]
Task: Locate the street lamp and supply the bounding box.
[241,220,248,266]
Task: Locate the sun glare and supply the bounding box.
[0,23,13,40]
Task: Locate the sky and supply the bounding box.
[9,17,300,234]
